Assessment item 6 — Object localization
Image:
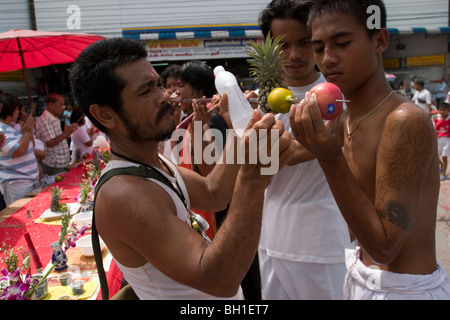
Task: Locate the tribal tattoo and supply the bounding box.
[375,110,433,231]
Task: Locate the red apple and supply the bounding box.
[309,82,344,120]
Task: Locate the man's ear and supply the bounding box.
[89,104,116,130]
[374,28,389,55]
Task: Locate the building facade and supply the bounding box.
[0,0,448,100]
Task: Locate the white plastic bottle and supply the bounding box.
[214,66,253,137]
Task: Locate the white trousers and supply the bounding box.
[438,136,450,157]
[259,249,346,300]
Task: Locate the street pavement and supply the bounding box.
[437,179,450,276]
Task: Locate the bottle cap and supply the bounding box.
[213,65,225,77]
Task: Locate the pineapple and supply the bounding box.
[246,32,286,114]
[50,186,63,212]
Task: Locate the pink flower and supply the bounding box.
[0,268,32,300]
[1,269,21,283]
[0,281,29,300]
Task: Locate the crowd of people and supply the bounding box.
[1,0,450,300]
[0,91,103,210]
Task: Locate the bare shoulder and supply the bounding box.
[387,98,431,124]
[384,99,435,142]
[377,97,437,187]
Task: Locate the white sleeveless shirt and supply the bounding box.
[259,75,351,263]
[100,156,243,300]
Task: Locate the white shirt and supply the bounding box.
[0,122,39,183]
[101,158,243,300]
[70,123,93,162]
[412,89,432,111]
[259,74,351,263]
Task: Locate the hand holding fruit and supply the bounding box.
[289,91,343,163]
[309,82,345,120]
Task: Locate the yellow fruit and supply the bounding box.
[267,87,294,113]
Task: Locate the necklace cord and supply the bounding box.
[346,91,397,139]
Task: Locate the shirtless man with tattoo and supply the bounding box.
[289,0,450,299]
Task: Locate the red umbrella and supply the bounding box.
[0,29,104,108]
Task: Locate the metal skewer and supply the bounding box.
[172,97,350,105]
[175,102,220,130]
[290,98,350,104]
[171,98,213,103]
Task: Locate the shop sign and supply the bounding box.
[146,38,263,61]
[0,70,23,81]
[406,54,445,67]
[383,58,400,69]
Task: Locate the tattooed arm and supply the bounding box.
[370,106,437,262]
[329,106,436,265]
[290,94,438,267]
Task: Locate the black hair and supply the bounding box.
[259,0,313,38]
[159,64,182,88]
[439,102,450,110]
[0,92,21,120]
[307,0,387,38]
[416,80,425,87]
[180,61,216,98]
[70,106,85,125]
[70,37,148,133]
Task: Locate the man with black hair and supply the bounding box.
[412,80,432,112]
[36,93,78,175]
[70,37,293,299]
[290,0,450,299]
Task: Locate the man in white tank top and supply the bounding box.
[70,37,294,299]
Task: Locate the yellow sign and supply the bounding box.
[383,58,400,69]
[0,70,23,81]
[407,54,445,67]
[146,39,202,49]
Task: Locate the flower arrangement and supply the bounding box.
[0,268,38,300]
[77,179,93,206]
[0,244,29,273]
[58,203,89,251]
[0,244,54,300]
[100,148,111,163]
[50,204,89,272]
[76,149,110,207]
[77,163,98,204]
